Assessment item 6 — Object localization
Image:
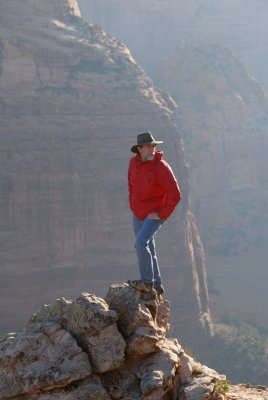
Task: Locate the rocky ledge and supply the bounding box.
[0,284,225,400]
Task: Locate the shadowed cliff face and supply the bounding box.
[78,0,268,91]
[158,42,268,332]
[159,42,268,256]
[0,0,211,345]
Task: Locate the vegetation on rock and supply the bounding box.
[207,321,268,385]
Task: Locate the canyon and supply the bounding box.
[2,0,268,388]
[0,0,211,351]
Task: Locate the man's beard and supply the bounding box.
[145,153,155,161]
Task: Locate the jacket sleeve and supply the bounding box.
[128,161,133,211]
[157,161,181,220]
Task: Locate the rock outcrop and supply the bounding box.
[0,0,212,347]
[0,287,225,400]
[1,287,268,399]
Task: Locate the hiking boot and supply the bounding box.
[154,285,165,296]
[127,280,154,293]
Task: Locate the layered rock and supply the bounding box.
[29,292,126,373]
[159,42,268,334]
[159,42,268,256]
[0,287,225,400]
[0,323,92,398]
[0,0,212,346]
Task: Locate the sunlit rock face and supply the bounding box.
[0,0,81,21]
[0,0,212,346]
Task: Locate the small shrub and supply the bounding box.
[213,379,230,397]
[192,363,203,375]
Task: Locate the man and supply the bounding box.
[128,131,181,295]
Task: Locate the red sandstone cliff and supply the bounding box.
[158,42,268,331]
[159,42,268,256]
[0,0,212,346]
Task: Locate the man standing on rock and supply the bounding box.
[128,131,181,296]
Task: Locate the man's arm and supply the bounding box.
[157,161,181,220]
[128,162,133,211]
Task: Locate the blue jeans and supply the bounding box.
[132,214,165,288]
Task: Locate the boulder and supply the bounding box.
[135,339,181,399]
[28,292,126,373]
[0,322,91,399]
[13,376,111,400]
[177,362,226,400]
[106,284,169,355]
[99,338,181,400]
[178,351,193,384]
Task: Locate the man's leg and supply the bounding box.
[148,237,162,288]
[132,213,143,238]
[134,217,164,283]
[129,215,151,292]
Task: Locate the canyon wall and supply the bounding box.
[78,0,268,330]
[78,0,268,91]
[0,0,211,347]
[159,42,268,256]
[77,1,268,250]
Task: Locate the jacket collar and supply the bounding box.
[135,151,163,166]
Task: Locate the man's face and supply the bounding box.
[138,144,157,162]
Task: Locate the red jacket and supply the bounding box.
[128,151,181,220]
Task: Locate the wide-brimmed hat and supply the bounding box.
[131,131,163,153]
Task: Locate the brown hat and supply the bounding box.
[131,131,163,153]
